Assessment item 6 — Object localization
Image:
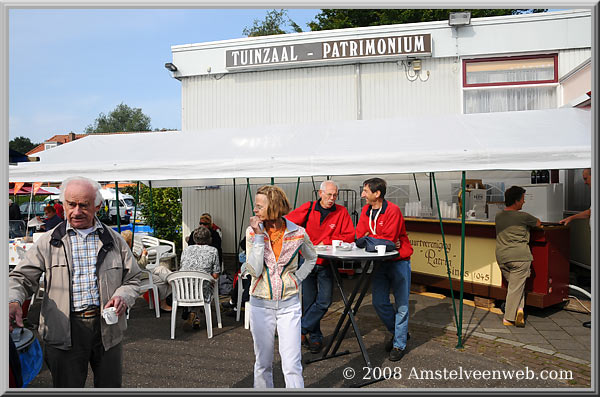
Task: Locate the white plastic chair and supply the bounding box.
[236,263,251,323]
[130,238,164,319]
[167,271,222,339]
[141,236,178,269]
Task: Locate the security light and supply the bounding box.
[448,12,471,26]
[164,62,178,72]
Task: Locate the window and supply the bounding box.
[463,55,557,87]
[463,54,558,114]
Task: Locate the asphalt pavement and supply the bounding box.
[22,273,592,391]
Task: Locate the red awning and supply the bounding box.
[8,186,55,195]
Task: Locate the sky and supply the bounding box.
[9,8,320,144]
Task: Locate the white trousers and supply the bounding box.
[249,298,303,388]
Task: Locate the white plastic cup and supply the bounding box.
[375,245,386,256]
[102,307,118,325]
[332,240,342,247]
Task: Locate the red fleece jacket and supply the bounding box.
[356,200,413,261]
[286,201,355,265]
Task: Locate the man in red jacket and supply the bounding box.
[286,180,355,354]
[356,177,413,362]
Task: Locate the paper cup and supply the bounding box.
[332,240,342,247]
[102,307,118,325]
[375,245,386,256]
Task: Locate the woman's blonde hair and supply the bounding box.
[121,230,133,248]
[256,185,291,220]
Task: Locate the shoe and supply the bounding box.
[183,312,196,330]
[515,309,525,327]
[583,321,591,328]
[222,301,236,310]
[192,316,202,330]
[309,341,323,354]
[385,332,410,352]
[503,319,515,326]
[389,347,405,362]
[301,334,311,349]
[160,304,172,313]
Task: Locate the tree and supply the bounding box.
[122,185,183,255]
[308,9,547,31]
[243,9,302,37]
[9,136,38,154]
[85,103,152,133]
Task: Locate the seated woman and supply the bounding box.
[121,230,172,312]
[180,225,221,328]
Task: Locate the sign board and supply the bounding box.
[226,34,432,69]
[408,231,503,287]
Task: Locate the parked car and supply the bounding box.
[19,201,46,221]
[9,220,27,239]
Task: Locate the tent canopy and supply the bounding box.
[9,108,591,187]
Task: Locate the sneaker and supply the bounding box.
[309,341,323,354]
[389,347,405,362]
[385,332,410,352]
[301,334,310,349]
[222,301,236,310]
[515,309,525,328]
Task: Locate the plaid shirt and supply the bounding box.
[67,219,103,311]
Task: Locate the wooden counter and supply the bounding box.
[405,217,570,308]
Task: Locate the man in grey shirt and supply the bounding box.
[495,185,541,328]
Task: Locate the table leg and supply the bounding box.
[306,259,373,368]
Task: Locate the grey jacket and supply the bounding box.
[8,220,141,351]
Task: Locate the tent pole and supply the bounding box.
[246,178,254,213]
[27,187,33,235]
[429,173,433,209]
[233,178,238,258]
[270,177,274,185]
[132,181,140,241]
[238,182,249,244]
[149,181,155,236]
[311,176,317,201]
[115,182,121,233]
[413,173,420,202]
[456,171,466,349]
[293,177,301,209]
[432,172,460,334]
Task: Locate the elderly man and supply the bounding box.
[9,176,141,388]
[285,180,355,354]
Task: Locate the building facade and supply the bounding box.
[169,10,592,253]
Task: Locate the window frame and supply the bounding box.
[462,54,558,88]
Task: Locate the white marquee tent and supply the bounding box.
[9,108,592,185]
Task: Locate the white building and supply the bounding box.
[168,10,592,254]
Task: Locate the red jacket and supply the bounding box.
[286,201,355,265]
[356,200,413,261]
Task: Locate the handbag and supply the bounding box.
[355,236,396,253]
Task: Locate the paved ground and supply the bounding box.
[23,273,593,390]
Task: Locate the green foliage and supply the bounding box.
[122,184,183,255]
[9,136,38,154]
[243,9,303,37]
[84,103,152,133]
[308,9,548,31]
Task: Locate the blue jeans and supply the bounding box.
[371,259,411,351]
[301,263,333,343]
